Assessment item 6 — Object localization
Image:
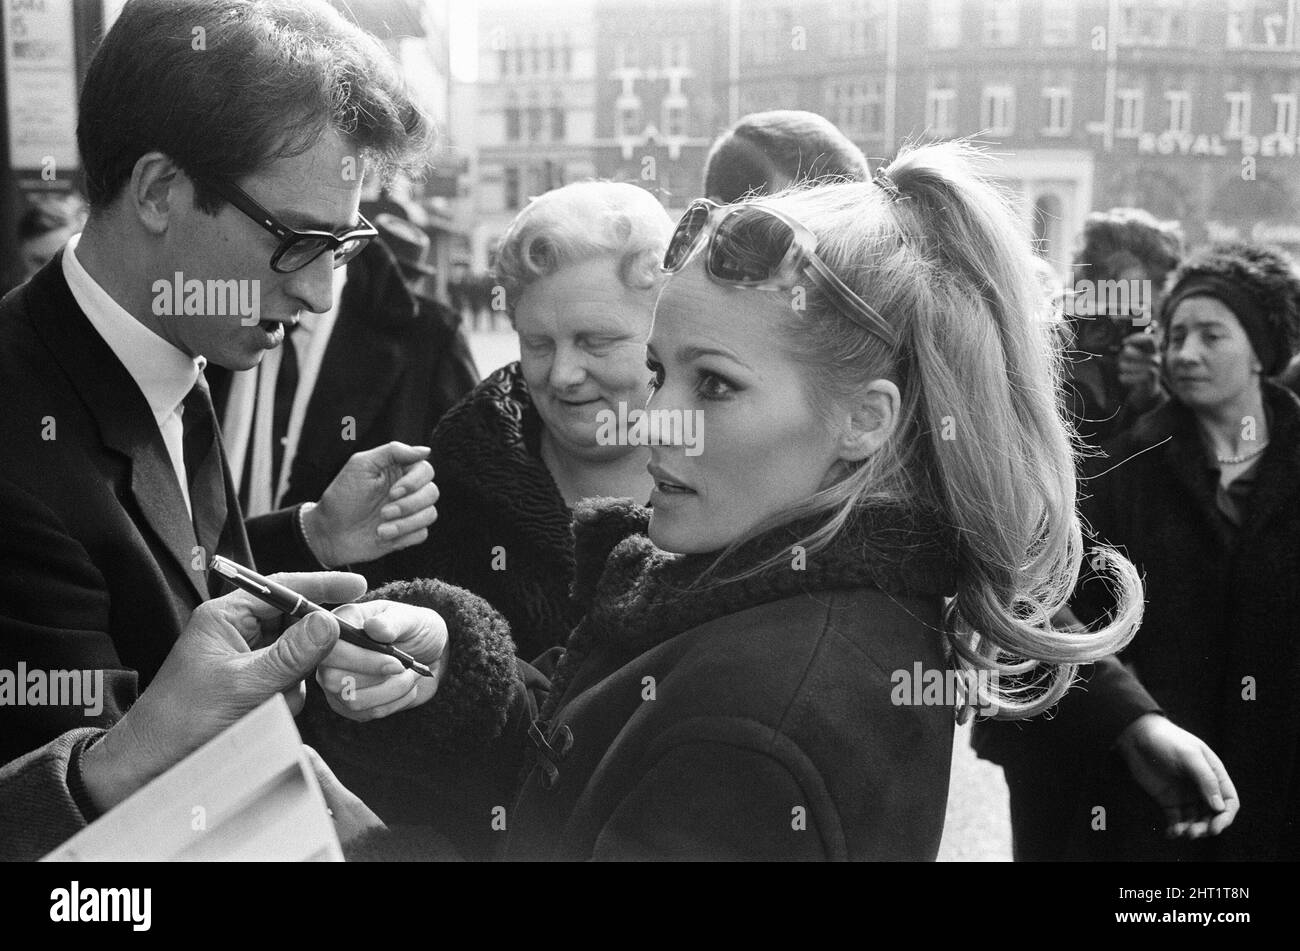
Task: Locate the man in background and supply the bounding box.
[703,109,870,204]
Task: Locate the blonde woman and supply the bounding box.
[311,143,1166,860]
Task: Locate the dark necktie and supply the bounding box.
[237,325,299,513]
[182,374,228,561]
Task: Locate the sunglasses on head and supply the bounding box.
[199,177,378,274]
[662,198,896,347]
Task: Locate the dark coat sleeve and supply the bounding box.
[0,729,106,861]
[0,475,141,859]
[1053,655,1163,750]
[295,577,542,859]
[243,504,327,573]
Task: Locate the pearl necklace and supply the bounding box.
[1216,441,1268,465]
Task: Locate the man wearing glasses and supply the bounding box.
[0,0,448,858]
[205,203,479,522]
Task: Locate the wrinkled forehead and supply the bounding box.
[517,256,656,335]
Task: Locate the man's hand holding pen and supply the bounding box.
[316,601,450,722]
[76,571,449,825]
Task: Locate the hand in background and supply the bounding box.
[316,598,449,723]
[1117,331,1161,401]
[305,442,438,566]
[1116,713,1240,840]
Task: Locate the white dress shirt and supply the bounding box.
[62,233,206,516]
[222,269,347,515]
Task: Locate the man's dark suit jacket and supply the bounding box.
[207,238,478,509]
[0,252,322,860]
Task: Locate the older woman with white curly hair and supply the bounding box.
[369,181,674,660]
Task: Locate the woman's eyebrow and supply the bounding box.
[1174,319,1230,332]
[679,344,753,370]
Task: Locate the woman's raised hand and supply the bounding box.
[315,599,450,722]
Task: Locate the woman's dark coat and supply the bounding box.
[312,498,959,861]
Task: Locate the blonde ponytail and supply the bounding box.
[705,140,1143,719]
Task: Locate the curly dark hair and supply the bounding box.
[1160,241,1300,375]
[78,0,433,214]
[1072,207,1184,283]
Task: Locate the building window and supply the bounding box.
[662,97,688,137]
[1225,91,1252,139]
[1165,90,1191,133]
[533,162,563,194]
[550,107,566,142]
[1118,0,1188,46]
[1117,0,1141,41]
[661,37,689,69]
[505,107,521,142]
[1228,0,1296,49]
[981,85,1015,134]
[1117,87,1144,136]
[930,0,961,48]
[619,100,642,137]
[1042,0,1076,45]
[832,0,887,56]
[504,166,521,211]
[827,79,885,138]
[1275,92,1298,136]
[615,41,638,70]
[743,6,794,64]
[526,107,544,142]
[1042,86,1072,135]
[1227,2,1247,45]
[983,0,1020,46]
[927,86,957,136]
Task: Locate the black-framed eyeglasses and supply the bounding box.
[200,178,377,274]
[662,198,896,348]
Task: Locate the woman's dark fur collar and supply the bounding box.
[566,496,958,656]
[432,361,572,548]
[534,496,958,721]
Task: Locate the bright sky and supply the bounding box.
[449,0,478,82]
